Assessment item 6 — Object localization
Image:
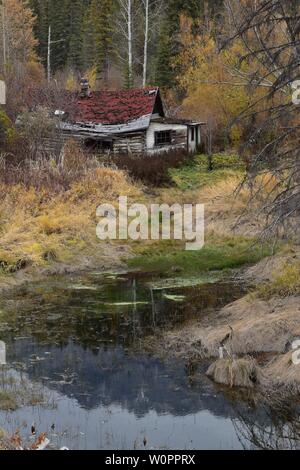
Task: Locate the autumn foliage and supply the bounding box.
[175,16,266,149]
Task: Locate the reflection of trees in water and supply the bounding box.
[9,339,240,417]
[0,277,245,352]
[233,394,300,450]
[0,276,252,427]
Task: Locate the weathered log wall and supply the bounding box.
[42,132,74,155]
[42,126,189,157]
[114,132,146,155]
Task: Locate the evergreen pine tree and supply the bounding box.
[28,0,224,86]
[155,0,221,89]
[81,4,95,72]
[29,0,50,67]
[48,0,69,72]
[90,0,117,85]
[67,0,86,70]
[155,19,173,89]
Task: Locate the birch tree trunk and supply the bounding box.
[142,0,149,87]
[141,0,164,88]
[2,1,6,72]
[127,0,133,87]
[118,0,134,87]
[47,26,51,83]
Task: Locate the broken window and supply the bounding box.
[155,130,172,146]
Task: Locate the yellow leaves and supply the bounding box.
[66,73,78,92]
[230,124,244,146]
[26,61,44,84]
[2,0,38,63]
[85,66,98,90]
[223,41,248,72]
[176,17,268,146]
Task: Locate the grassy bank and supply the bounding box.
[142,246,300,392]
[1,149,299,395]
[169,153,244,191]
[128,153,274,278]
[128,236,272,277]
[0,151,277,289]
[257,261,300,298]
[0,164,140,288]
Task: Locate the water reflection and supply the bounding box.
[234,396,300,450]
[0,275,245,348]
[0,273,298,450]
[0,275,245,416]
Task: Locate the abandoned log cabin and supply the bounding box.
[45,82,204,156]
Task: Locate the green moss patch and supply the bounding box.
[169,153,244,191]
[128,237,272,277]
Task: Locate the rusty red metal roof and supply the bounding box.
[74,87,161,125]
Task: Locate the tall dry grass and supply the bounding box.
[206,357,263,388]
[0,140,104,192]
[0,141,140,274]
[196,173,279,239]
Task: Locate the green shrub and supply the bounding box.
[0,109,14,146]
[169,153,245,191]
[258,263,300,298]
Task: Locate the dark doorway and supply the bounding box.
[85,139,113,153]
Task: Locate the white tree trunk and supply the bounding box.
[2,1,6,71]
[143,0,149,87]
[47,26,51,83]
[127,0,133,86]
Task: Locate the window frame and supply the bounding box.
[154,130,172,147]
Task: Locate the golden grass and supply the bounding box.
[0,167,140,273]
[134,172,279,242]
[147,277,300,383]
[265,351,300,387]
[195,173,278,242]
[257,262,300,298]
[0,161,283,283]
[206,357,262,388]
[154,175,254,240]
[201,173,277,214]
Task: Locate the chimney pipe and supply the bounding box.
[80,78,91,98]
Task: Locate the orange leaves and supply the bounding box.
[1,0,38,63]
[30,433,50,451]
[9,430,22,450]
[175,16,265,146]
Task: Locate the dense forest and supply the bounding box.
[0,0,299,186]
[28,0,224,88]
[0,0,298,158]
[0,0,227,140]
